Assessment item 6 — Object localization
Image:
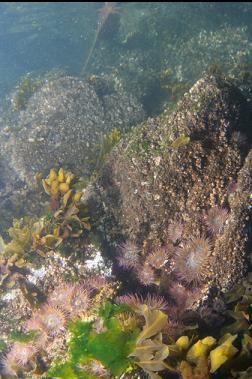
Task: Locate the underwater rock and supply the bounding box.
[0,183,45,237]
[89,74,252,295]
[0,153,13,191]
[4,75,145,182]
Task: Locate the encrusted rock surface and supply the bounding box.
[2,75,145,182]
[89,74,252,293]
[0,75,145,233]
[0,185,45,237]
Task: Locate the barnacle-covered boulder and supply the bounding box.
[90,74,252,294]
[4,75,145,182]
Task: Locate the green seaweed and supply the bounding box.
[0,339,7,352]
[87,324,138,375]
[69,320,94,364]
[9,329,40,343]
[48,302,139,378]
[69,304,139,375]
[45,362,95,379]
[128,138,152,156]
[170,135,190,149]
[11,75,42,112]
[98,301,131,321]
[95,127,122,172]
[4,218,33,258]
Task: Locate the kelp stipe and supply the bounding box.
[81,2,119,75]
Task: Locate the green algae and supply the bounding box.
[45,363,95,379]
[95,127,122,172]
[69,303,139,376]
[10,329,39,343]
[170,135,190,149]
[47,302,139,378]
[11,75,42,112]
[0,340,7,352]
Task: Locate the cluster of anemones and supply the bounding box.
[116,205,229,289]
[0,278,107,378]
[166,205,229,286]
[115,223,184,288]
[116,240,171,286]
[115,292,184,339]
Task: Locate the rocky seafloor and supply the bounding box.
[0,73,251,379]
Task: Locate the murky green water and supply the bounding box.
[0,2,251,110]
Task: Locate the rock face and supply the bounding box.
[90,74,252,294]
[0,75,144,234]
[4,76,145,182]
